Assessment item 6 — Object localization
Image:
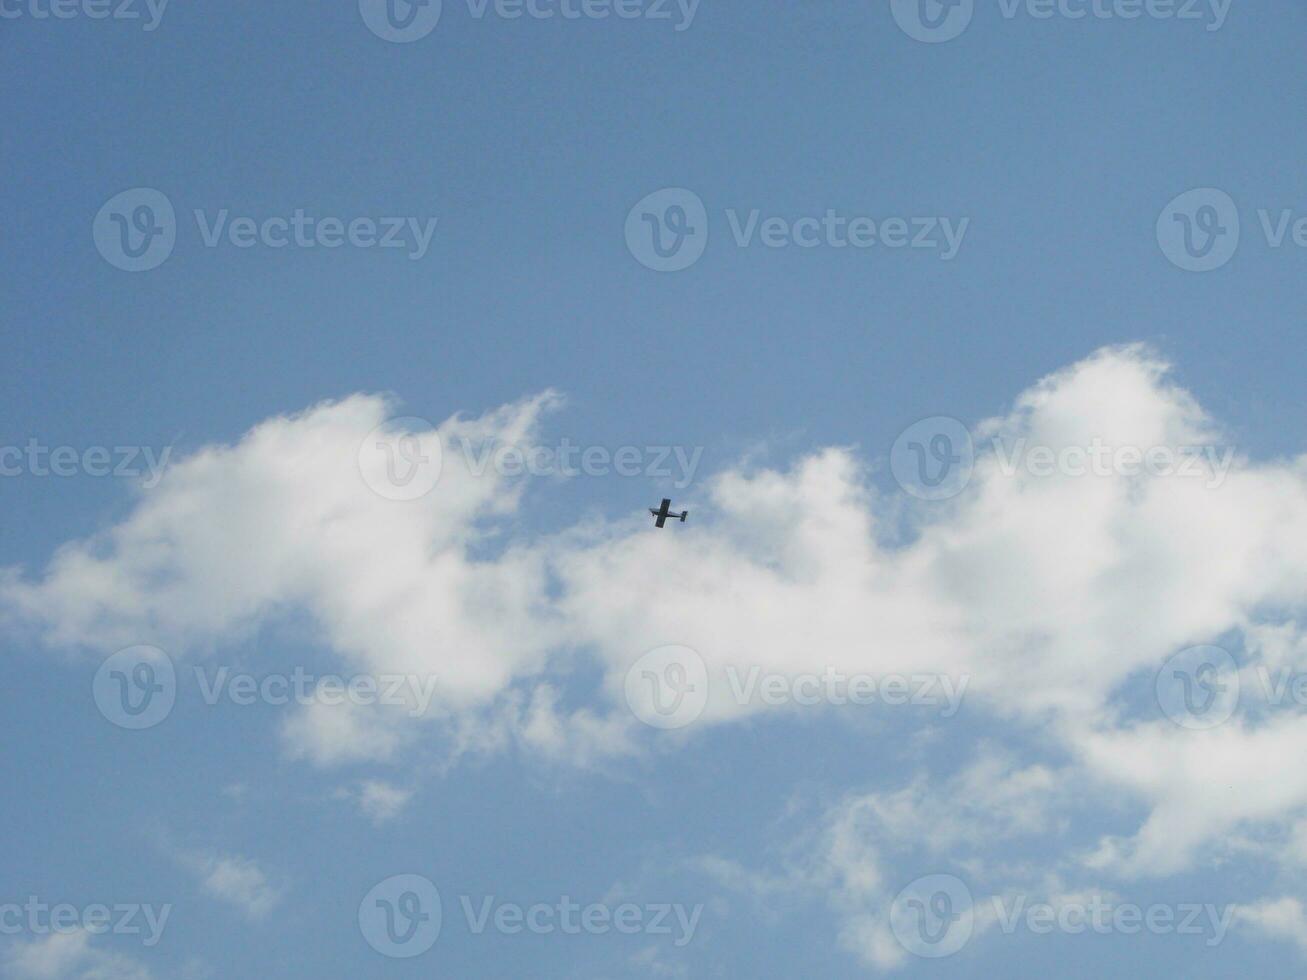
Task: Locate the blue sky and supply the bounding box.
[5,1,1307,977]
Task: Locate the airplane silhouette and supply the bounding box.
[649,498,688,528]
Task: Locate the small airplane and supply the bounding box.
[649,498,688,528]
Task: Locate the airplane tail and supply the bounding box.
[679,511,688,522]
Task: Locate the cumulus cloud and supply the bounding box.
[9,344,1307,964]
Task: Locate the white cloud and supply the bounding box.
[178,852,283,921]
[342,780,414,825]
[3,930,152,980]
[11,345,1307,962]
[1235,896,1307,955]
